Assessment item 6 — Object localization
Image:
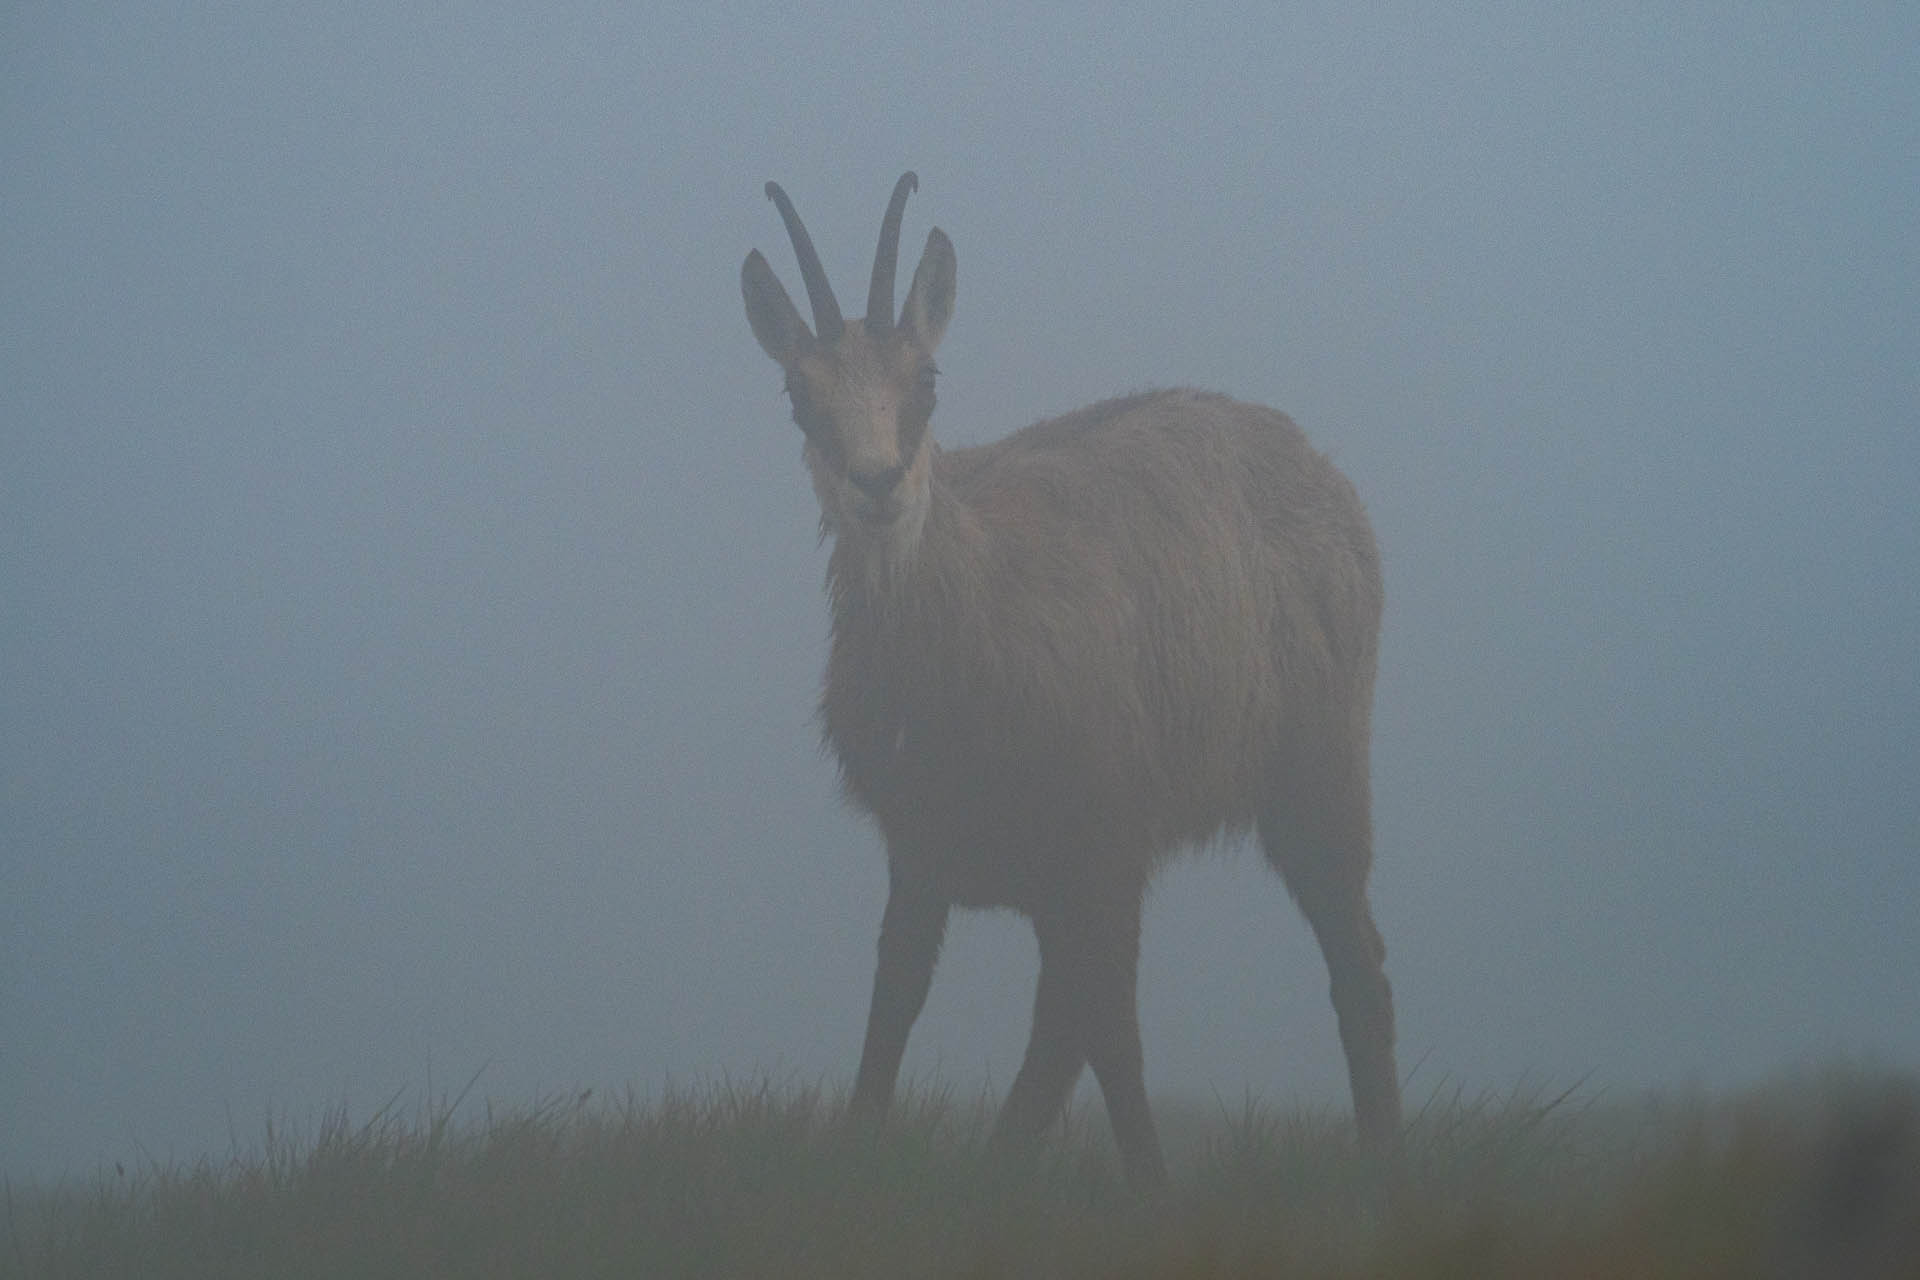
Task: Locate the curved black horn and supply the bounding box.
[867,171,919,329]
[764,181,844,340]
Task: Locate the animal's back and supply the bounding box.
[941,387,1381,717]
[946,389,1372,576]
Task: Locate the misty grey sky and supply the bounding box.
[4,5,1915,1180]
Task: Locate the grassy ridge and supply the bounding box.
[7,1069,1917,1279]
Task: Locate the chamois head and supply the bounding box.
[742,173,956,560]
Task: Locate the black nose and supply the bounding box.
[849,463,906,499]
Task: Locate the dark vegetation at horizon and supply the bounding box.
[8,1065,1917,1279]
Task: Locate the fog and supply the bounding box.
[4,5,1915,1180]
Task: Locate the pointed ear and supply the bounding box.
[742,249,812,364]
[900,228,955,353]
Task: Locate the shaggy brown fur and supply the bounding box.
[742,173,1399,1187]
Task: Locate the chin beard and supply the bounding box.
[846,493,926,592]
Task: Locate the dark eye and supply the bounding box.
[786,383,826,437]
[790,400,843,465]
[898,364,937,453]
[909,363,937,415]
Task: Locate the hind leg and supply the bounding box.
[1296,872,1402,1148]
[1260,773,1402,1149]
[990,933,1087,1149]
[992,892,1167,1188]
[1062,899,1166,1188]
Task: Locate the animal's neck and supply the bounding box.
[827,460,983,632]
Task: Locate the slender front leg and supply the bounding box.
[847,868,948,1122]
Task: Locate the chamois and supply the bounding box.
[741,172,1400,1186]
